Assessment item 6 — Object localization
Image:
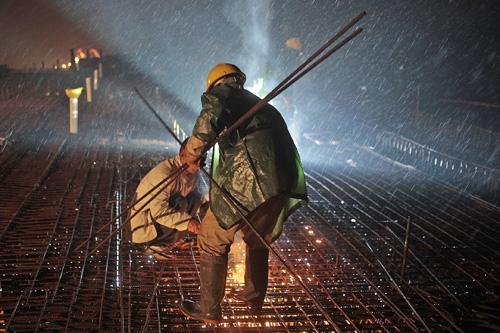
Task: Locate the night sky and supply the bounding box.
[1,0,499,129]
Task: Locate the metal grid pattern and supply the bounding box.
[0,75,498,332]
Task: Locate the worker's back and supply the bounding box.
[199,83,306,230]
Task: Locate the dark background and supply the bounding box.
[1,0,499,134]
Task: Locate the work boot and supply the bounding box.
[179,254,228,325]
[233,248,269,315]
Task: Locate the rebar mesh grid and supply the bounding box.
[0,75,498,332]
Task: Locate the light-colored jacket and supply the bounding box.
[130,156,200,244]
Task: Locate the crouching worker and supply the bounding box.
[130,139,205,256]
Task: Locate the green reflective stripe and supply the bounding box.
[211,142,220,178]
[292,146,307,197]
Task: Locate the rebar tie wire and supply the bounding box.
[133,12,366,330]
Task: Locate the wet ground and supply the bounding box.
[0,74,498,332]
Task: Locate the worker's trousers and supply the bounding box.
[197,195,286,307]
[197,195,285,256]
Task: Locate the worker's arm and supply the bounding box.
[184,92,223,162]
[146,176,195,231]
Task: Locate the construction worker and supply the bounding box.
[130,139,204,254]
[179,63,307,323]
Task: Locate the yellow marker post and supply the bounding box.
[65,87,83,134]
[85,77,92,102]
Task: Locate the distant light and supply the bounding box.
[61,64,67,69]
[285,37,302,51]
[75,57,80,64]
[248,77,264,96]
[346,159,357,167]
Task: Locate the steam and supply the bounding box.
[223,0,271,83]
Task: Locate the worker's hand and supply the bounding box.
[187,219,201,234]
[180,136,207,166]
[180,148,199,166]
[180,146,202,174]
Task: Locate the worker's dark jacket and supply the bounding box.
[192,83,307,240]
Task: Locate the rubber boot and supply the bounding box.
[234,248,269,315]
[180,254,228,325]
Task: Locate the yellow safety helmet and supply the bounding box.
[206,63,246,92]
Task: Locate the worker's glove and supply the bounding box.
[187,219,201,234]
[180,148,199,166]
